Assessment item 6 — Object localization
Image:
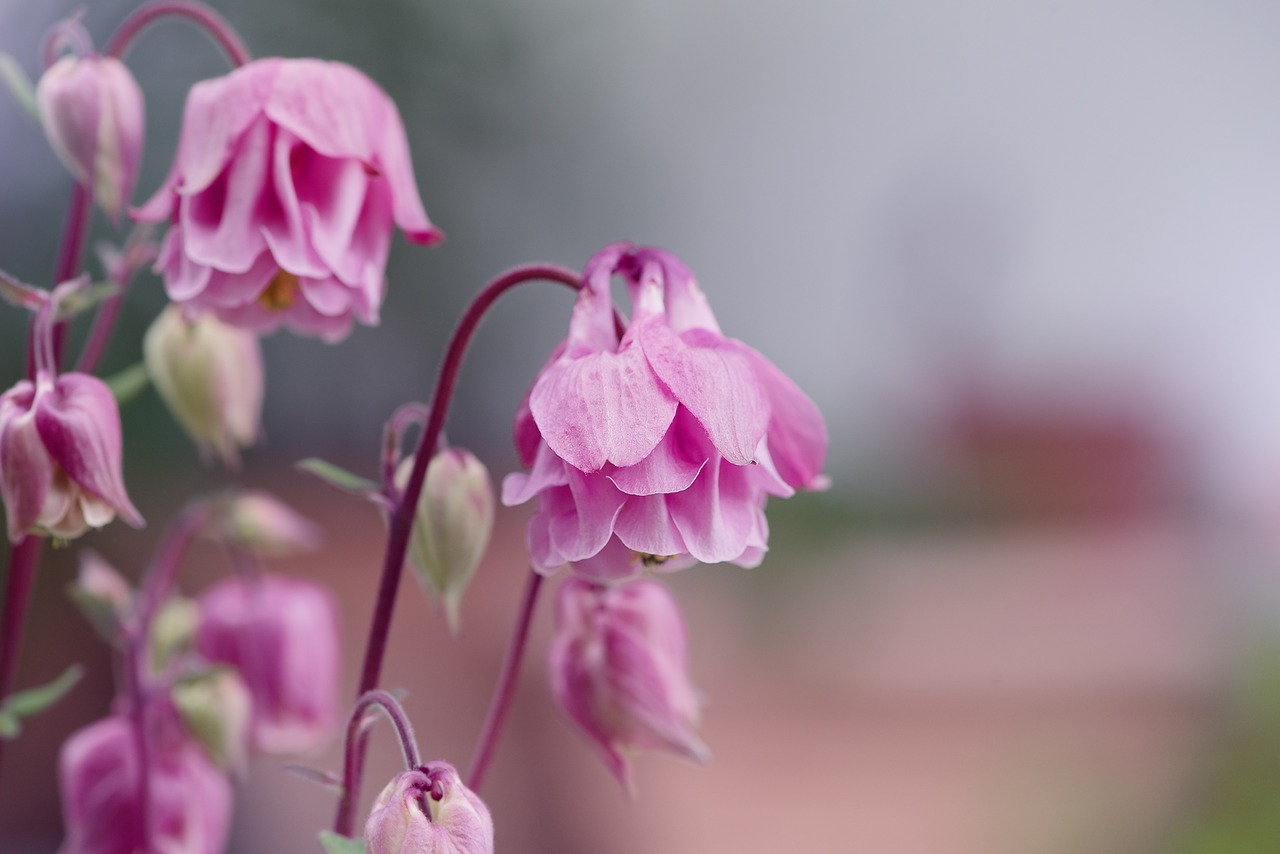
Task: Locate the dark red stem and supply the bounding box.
[465,568,543,791]
[0,537,42,799]
[104,0,251,65]
[48,182,92,372]
[332,263,580,836]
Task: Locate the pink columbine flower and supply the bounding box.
[0,372,143,544]
[549,577,709,794]
[502,243,827,581]
[37,52,144,223]
[58,715,231,854]
[135,58,442,342]
[364,761,494,854]
[194,574,339,755]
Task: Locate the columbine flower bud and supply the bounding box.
[364,761,493,854]
[36,53,143,222]
[0,372,143,544]
[67,550,133,643]
[172,667,253,775]
[58,715,231,854]
[549,577,710,795]
[143,305,264,467]
[195,574,339,755]
[209,489,321,556]
[396,448,494,634]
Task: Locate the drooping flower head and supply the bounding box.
[0,371,143,544]
[58,714,231,854]
[37,45,145,222]
[135,58,442,342]
[503,243,827,581]
[549,577,709,794]
[194,574,340,755]
[364,761,494,854]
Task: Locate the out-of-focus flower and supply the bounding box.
[171,667,253,775]
[397,448,494,634]
[0,372,142,544]
[135,58,442,342]
[208,489,322,556]
[364,761,493,854]
[194,574,339,755]
[503,243,827,581]
[58,714,231,854]
[549,577,709,794]
[143,305,263,467]
[37,52,144,222]
[68,550,133,643]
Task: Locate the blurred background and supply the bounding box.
[4,0,1280,851]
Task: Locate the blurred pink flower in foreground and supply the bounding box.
[364,761,493,854]
[37,51,144,222]
[195,574,340,755]
[0,372,142,543]
[58,715,231,854]
[503,243,827,581]
[549,577,709,794]
[136,58,442,342]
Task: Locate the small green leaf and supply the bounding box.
[53,282,119,321]
[0,712,20,740]
[2,664,83,720]
[296,458,380,496]
[318,830,366,853]
[0,269,43,311]
[105,362,150,405]
[0,54,38,122]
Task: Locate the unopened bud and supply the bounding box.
[364,761,493,854]
[67,550,132,643]
[210,489,321,556]
[36,53,143,222]
[149,596,199,673]
[144,305,264,468]
[172,667,252,775]
[396,448,494,634]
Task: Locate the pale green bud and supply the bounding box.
[172,667,252,774]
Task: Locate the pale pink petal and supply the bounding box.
[156,225,213,302]
[260,127,329,279]
[0,400,52,542]
[607,423,706,496]
[501,441,569,506]
[514,341,566,468]
[569,535,644,583]
[734,341,829,490]
[34,374,142,528]
[193,251,280,309]
[530,345,678,472]
[613,494,688,558]
[638,322,768,466]
[181,116,271,273]
[547,470,626,563]
[298,275,353,317]
[667,458,759,564]
[568,244,627,355]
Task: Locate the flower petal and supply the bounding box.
[667,458,759,565]
[180,116,272,273]
[0,393,51,542]
[734,341,829,490]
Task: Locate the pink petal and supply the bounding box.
[34,374,142,529]
[296,154,374,285]
[569,535,645,583]
[180,116,271,273]
[298,275,353,318]
[0,396,52,543]
[192,251,280,309]
[530,344,678,472]
[260,128,330,280]
[635,247,722,335]
[734,342,829,490]
[613,494,688,558]
[156,225,213,302]
[514,341,566,468]
[667,458,759,565]
[568,244,628,355]
[501,441,569,506]
[543,475,625,564]
[607,419,706,496]
[639,322,768,466]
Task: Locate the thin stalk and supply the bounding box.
[122,626,151,851]
[104,0,251,65]
[465,569,543,791]
[48,182,91,372]
[0,537,43,799]
[137,503,212,628]
[333,263,580,836]
[74,284,128,375]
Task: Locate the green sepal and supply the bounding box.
[296,458,380,496]
[105,362,150,405]
[0,664,84,740]
[0,54,38,122]
[318,830,366,853]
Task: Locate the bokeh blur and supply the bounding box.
[4,0,1280,851]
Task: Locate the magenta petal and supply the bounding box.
[156,226,213,303]
[639,322,768,466]
[667,458,758,564]
[613,494,688,558]
[181,117,271,273]
[193,251,280,309]
[34,374,143,528]
[298,275,353,318]
[607,425,706,496]
[501,442,569,506]
[547,472,625,563]
[0,397,52,543]
[569,535,644,583]
[530,345,678,472]
[261,128,330,280]
[734,342,828,490]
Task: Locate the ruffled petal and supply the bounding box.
[156,225,213,303]
[181,116,272,273]
[733,341,829,491]
[667,458,759,565]
[546,472,625,563]
[501,441,569,506]
[0,397,52,542]
[613,494,688,558]
[638,323,768,466]
[607,418,706,496]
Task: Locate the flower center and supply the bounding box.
[637,552,675,567]
[259,271,300,312]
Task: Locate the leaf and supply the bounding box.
[53,281,119,321]
[0,54,38,122]
[0,712,19,740]
[105,362,150,405]
[1,664,83,723]
[296,458,380,496]
[281,763,345,792]
[317,831,366,854]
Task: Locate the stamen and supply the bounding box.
[258,270,299,311]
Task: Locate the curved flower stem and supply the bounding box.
[333,263,580,836]
[47,182,91,372]
[122,625,151,849]
[465,568,543,791]
[0,537,43,799]
[334,690,423,838]
[104,0,251,66]
[137,502,212,628]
